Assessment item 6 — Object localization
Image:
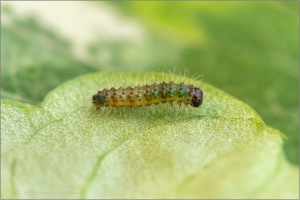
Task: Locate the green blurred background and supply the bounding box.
[1,1,298,164]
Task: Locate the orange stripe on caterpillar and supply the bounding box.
[92,81,203,110]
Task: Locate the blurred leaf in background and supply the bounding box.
[106,1,299,165]
[1,0,298,166]
[1,5,98,104]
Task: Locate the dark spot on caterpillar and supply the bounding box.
[92,82,203,110]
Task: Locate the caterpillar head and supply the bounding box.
[191,87,203,107]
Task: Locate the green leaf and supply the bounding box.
[1,73,298,199]
[2,2,298,164]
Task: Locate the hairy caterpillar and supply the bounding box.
[92,81,203,110]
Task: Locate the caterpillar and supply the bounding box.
[92,81,203,110]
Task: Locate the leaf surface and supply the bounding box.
[1,73,298,199]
